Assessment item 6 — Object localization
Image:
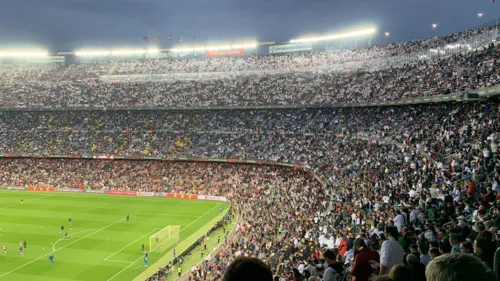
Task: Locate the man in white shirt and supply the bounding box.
[393,210,405,233]
[379,226,405,275]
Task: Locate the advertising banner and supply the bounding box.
[86,190,107,194]
[6,186,26,191]
[136,191,155,197]
[197,195,227,202]
[206,49,244,58]
[108,190,137,196]
[166,193,199,200]
[269,43,313,54]
[55,188,81,193]
[28,187,56,192]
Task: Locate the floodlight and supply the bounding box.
[290,28,377,43]
[0,51,48,58]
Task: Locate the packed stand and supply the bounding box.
[0,98,499,280]
[2,42,499,109]
[115,26,496,75]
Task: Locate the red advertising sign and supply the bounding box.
[28,187,56,192]
[206,48,244,58]
[166,193,198,200]
[108,190,137,196]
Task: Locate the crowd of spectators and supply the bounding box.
[0,24,498,109]
[0,22,499,281]
[0,98,498,281]
[2,42,499,108]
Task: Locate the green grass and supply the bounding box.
[0,191,225,281]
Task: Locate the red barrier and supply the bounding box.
[166,193,198,200]
[108,190,137,196]
[28,187,55,192]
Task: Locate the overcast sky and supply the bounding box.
[0,0,498,52]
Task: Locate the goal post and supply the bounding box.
[149,225,180,252]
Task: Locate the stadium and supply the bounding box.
[0,7,499,281]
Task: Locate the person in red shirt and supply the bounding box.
[350,238,380,281]
[338,235,349,256]
[468,180,476,197]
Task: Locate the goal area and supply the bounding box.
[149,225,181,252]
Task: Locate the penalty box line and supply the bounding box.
[0,213,137,280]
[106,203,222,281]
[103,227,161,262]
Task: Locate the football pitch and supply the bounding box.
[0,191,225,281]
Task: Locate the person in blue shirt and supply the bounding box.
[144,252,148,267]
[19,244,23,256]
[49,254,54,265]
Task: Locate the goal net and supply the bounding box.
[149,225,181,252]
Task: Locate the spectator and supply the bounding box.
[388,264,413,281]
[426,254,495,281]
[449,233,460,253]
[350,238,379,281]
[459,241,474,254]
[322,250,346,281]
[379,226,405,275]
[473,237,494,269]
[223,257,273,281]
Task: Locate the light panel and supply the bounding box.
[0,51,48,58]
[171,42,257,53]
[290,28,377,43]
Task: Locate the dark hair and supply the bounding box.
[426,253,495,281]
[407,262,426,281]
[384,226,399,238]
[373,276,394,281]
[429,248,440,258]
[323,249,336,260]
[477,231,493,242]
[223,257,273,281]
[418,240,429,254]
[389,264,413,281]
[460,241,473,253]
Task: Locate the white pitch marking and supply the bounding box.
[104,228,160,261]
[0,194,53,211]
[136,212,199,218]
[52,228,100,252]
[106,204,221,281]
[0,214,137,279]
[105,259,134,264]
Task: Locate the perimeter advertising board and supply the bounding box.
[269,43,313,54]
[206,49,244,58]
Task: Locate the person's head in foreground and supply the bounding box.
[389,264,413,281]
[223,257,273,281]
[425,253,495,281]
